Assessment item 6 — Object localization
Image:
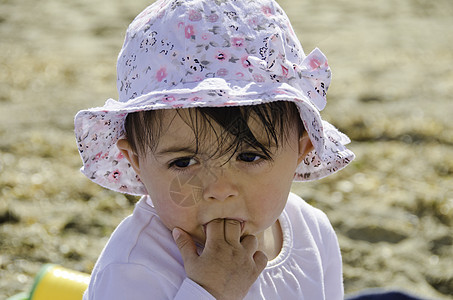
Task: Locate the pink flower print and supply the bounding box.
[248,17,259,27]
[117,151,124,160]
[262,6,273,16]
[241,56,251,68]
[216,50,228,61]
[188,10,202,22]
[274,89,289,95]
[190,96,203,102]
[202,33,210,40]
[156,67,167,82]
[309,57,322,70]
[109,170,121,182]
[253,73,265,83]
[192,75,203,82]
[231,37,245,48]
[94,152,103,161]
[281,65,289,77]
[216,68,229,77]
[207,13,219,23]
[235,72,244,78]
[185,25,195,39]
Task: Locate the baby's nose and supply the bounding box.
[201,164,239,202]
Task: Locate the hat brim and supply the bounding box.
[75,78,354,195]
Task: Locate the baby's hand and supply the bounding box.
[172,219,268,300]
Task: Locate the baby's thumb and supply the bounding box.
[254,250,268,274]
[172,228,198,263]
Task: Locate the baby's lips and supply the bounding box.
[229,218,246,232]
[202,218,245,234]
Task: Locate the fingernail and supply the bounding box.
[172,228,181,241]
[225,218,239,225]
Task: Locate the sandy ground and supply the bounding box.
[1,0,452,298]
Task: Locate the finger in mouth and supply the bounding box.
[202,218,245,234]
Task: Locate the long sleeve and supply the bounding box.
[321,215,344,300]
[174,278,216,300]
[84,263,215,300]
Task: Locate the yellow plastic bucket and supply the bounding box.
[28,264,90,300]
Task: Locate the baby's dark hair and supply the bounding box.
[124,101,304,161]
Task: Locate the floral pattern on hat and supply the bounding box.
[74,0,355,195]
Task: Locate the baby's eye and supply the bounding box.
[169,157,197,168]
[237,153,263,163]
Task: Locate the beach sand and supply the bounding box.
[1,0,452,298]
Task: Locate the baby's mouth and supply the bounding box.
[202,218,245,234]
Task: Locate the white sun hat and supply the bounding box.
[74,0,355,195]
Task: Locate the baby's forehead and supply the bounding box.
[157,109,204,141]
[151,108,276,151]
[158,108,256,136]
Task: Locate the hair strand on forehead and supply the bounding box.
[124,101,304,160]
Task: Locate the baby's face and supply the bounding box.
[127,109,309,246]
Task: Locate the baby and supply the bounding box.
[74,0,355,299]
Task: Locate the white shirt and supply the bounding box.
[83,192,343,299]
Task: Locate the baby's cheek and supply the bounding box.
[168,172,204,208]
[251,188,288,219]
[155,202,201,235]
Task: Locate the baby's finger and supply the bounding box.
[172,228,198,264]
[224,219,241,245]
[253,250,268,273]
[240,234,258,253]
[204,218,225,246]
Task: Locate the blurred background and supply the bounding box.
[0,0,452,298]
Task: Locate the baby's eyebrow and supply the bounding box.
[154,138,278,157]
[155,146,197,156]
